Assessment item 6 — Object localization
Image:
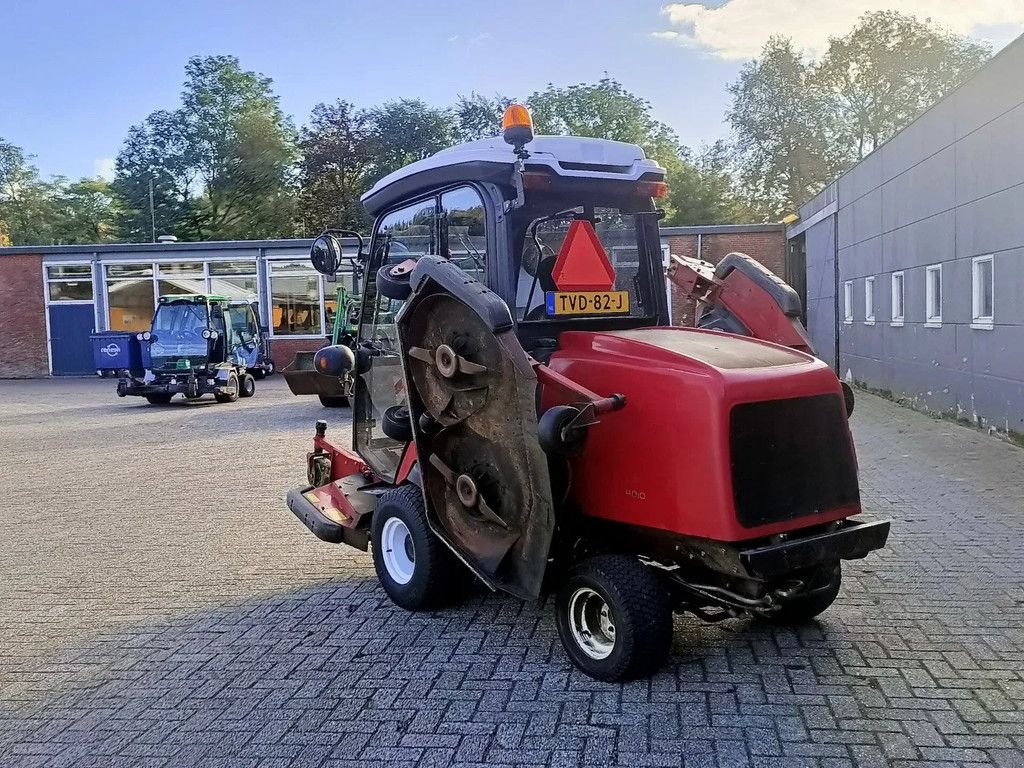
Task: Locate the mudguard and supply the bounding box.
[396,256,555,600]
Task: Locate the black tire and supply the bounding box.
[145,393,173,405]
[318,394,350,408]
[381,404,413,442]
[555,555,673,682]
[376,263,412,301]
[239,373,256,398]
[265,361,276,376]
[214,372,240,403]
[251,367,265,380]
[538,405,586,457]
[371,484,463,611]
[765,562,842,624]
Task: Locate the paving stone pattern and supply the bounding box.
[0,378,1022,767]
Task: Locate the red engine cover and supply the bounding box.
[543,327,861,543]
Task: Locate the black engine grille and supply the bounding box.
[730,394,860,528]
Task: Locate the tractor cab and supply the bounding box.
[291,105,889,682]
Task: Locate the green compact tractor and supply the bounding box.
[115,294,262,405]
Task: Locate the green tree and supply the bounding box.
[53,178,122,243]
[814,11,990,160]
[113,55,298,242]
[0,138,60,245]
[454,92,513,142]
[666,141,753,225]
[296,100,374,234]
[365,99,457,183]
[727,37,838,219]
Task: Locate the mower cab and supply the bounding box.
[287,105,889,681]
[115,294,260,405]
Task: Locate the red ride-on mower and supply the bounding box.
[286,105,889,681]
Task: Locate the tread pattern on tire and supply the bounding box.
[557,554,673,682]
[371,484,463,611]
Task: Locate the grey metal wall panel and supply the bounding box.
[804,214,837,367]
[954,39,1024,140]
[955,183,1024,259]
[955,103,1024,206]
[880,145,956,232]
[881,212,955,273]
[879,96,958,181]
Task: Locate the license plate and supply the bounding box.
[545,291,630,316]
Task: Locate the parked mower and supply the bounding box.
[286,105,889,681]
[111,294,262,405]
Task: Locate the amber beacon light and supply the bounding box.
[502,104,534,149]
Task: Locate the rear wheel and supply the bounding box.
[371,484,463,611]
[764,562,841,624]
[239,373,256,398]
[318,394,350,407]
[555,555,673,682]
[214,372,240,403]
[145,393,173,405]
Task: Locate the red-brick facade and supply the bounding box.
[664,226,787,326]
[0,253,49,378]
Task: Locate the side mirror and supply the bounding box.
[313,344,356,377]
[310,229,365,277]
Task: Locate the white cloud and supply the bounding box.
[93,157,116,181]
[656,1,1024,60]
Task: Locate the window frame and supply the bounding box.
[102,257,260,333]
[864,276,875,325]
[925,264,942,328]
[843,280,853,324]
[971,255,994,330]
[44,262,96,304]
[265,256,327,339]
[890,270,905,326]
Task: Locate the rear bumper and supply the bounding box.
[287,487,369,550]
[740,518,890,578]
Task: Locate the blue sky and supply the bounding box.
[3,1,1022,181]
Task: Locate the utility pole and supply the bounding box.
[148,178,156,243]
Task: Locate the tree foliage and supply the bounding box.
[728,13,990,216]
[454,92,514,142]
[114,55,297,242]
[297,100,374,234]
[814,11,989,161]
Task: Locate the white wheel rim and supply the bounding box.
[381,517,415,584]
[568,587,616,660]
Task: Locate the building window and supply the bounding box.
[925,265,942,327]
[972,255,994,329]
[864,276,875,325]
[106,264,155,332]
[891,271,904,326]
[103,259,260,332]
[268,260,323,336]
[843,281,853,323]
[46,264,94,302]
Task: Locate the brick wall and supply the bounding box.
[0,254,49,378]
[666,229,786,326]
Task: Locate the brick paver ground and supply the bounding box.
[0,377,1022,768]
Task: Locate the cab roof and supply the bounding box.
[361,135,665,216]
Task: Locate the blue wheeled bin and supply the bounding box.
[90,332,144,377]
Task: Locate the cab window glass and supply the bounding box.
[442,186,487,284]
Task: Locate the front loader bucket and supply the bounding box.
[281,351,350,398]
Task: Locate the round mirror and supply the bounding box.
[310,233,343,277]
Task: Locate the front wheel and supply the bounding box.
[145,393,173,405]
[214,372,240,403]
[239,373,256,398]
[555,555,673,682]
[370,485,463,611]
[764,562,841,624]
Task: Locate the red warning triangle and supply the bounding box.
[550,220,616,292]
